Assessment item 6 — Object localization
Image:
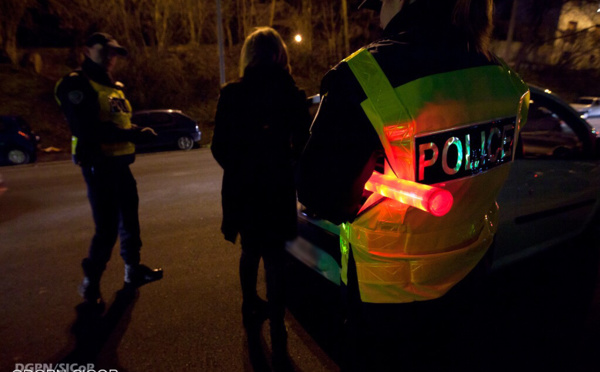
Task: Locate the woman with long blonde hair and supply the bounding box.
[212,27,310,371]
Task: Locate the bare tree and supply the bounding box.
[269,0,277,26]
[341,0,349,56]
[184,0,211,46]
[154,0,172,50]
[0,0,34,64]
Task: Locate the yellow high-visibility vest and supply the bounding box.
[56,72,135,158]
[341,48,530,303]
[86,79,135,157]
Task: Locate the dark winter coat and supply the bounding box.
[212,66,311,243]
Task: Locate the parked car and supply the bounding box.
[570,96,600,114]
[0,115,40,165]
[130,109,201,151]
[0,173,6,196]
[289,85,600,286]
[571,96,600,134]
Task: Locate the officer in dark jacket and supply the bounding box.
[297,1,529,371]
[55,32,163,306]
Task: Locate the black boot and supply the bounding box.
[124,263,163,288]
[271,323,293,372]
[79,258,104,307]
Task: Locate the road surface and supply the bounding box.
[0,149,338,372]
[0,149,599,372]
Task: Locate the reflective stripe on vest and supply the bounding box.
[341,48,529,303]
[87,79,135,157]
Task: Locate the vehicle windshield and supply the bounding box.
[576,98,595,105]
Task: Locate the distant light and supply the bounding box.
[544,89,552,94]
[294,34,303,43]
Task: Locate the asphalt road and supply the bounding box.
[0,149,337,372]
[1,149,599,372]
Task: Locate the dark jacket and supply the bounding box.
[55,58,151,166]
[212,66,311,243]
[297,3,502,224]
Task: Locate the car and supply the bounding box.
[0,115,40,165]
[289,86,600,286]
[0,172,6,196]
[570,96,600,114]
[570,96,600,134]
[130,109,201,151]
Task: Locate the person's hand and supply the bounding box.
[134,126,158,144]
[140,126,157,136]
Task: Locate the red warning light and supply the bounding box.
[364,172,453,216]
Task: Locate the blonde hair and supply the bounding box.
[239,27,290,77]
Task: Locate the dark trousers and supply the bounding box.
[239,231,287,338]
[81,163,142,273]
[342,245,494,372]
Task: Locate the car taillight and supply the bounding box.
[18,131,30,140]
[364,171,453,217]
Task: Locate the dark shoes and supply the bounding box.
[78,261,162,308]
[79,258,104,307]
[272,351,294,372]
[78,276,104,307]
[271,325,293,372]
[242,297,294,371]
[124,264,164,288]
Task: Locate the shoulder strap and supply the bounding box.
[344,48,410,177]
[344,48,410,130]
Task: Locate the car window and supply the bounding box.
[132,113,150,126]
[0,117,14,133]
[520,95,584,159]
[577,98,594,105]
[132,112,173,127]
[15,117,31,132]
[147,113,172,126]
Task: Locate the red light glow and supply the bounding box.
[364,172,453,216]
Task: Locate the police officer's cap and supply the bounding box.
[85,32,128,56]
[358,0,382,11]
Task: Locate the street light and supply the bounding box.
[294,34,303,43]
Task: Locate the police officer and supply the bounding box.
[55,32,163,306]
[297,0,529,370]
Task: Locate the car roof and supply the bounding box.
[132,109,184,115]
